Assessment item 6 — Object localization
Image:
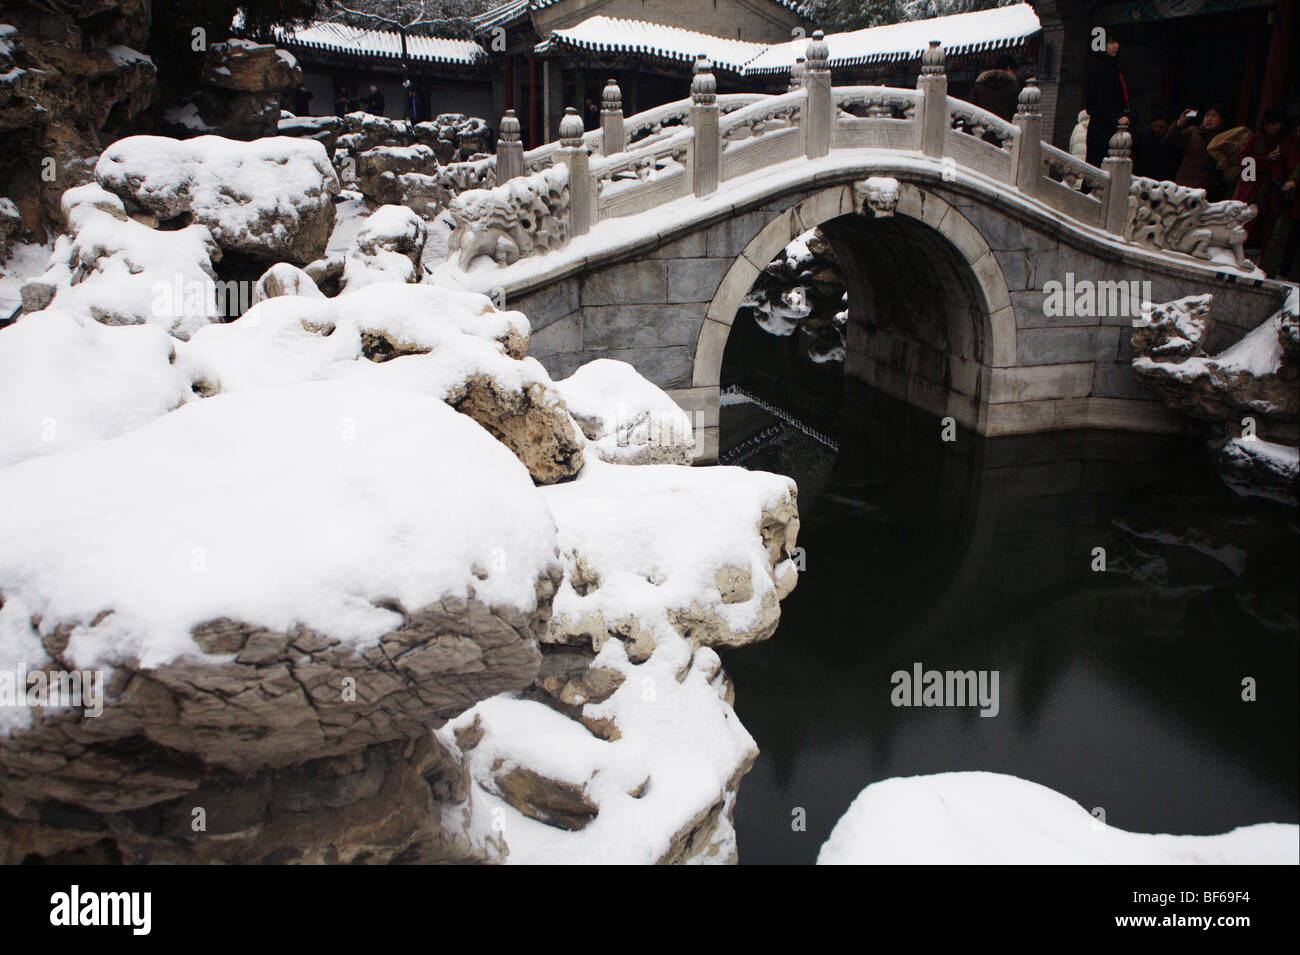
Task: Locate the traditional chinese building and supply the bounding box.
[269,21,491,123]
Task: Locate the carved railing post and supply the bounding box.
[690,55,719,197]
[804,31,831,159]
[497,109,524,182]
[918,40,947,159]
[1103,116,1133,234]
[1011,78,1042,196]
[601,77,625,155]
[789,54,806,93]
[557,107,592,236]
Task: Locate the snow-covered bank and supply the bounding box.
[818,773,1298,864]
[0,146,800,862]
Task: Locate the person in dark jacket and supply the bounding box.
[1236,109,1298,252]
[293,83,313,116]
[1134,116,1178,181]
[1083,36,1129,167]
[972,55,1020,123]
[364,84,385,116]
[1165,105,1224,192]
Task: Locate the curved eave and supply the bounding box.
[745,34,1039,76]
[536,37,752,74]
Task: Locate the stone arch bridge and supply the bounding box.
[439,35,1290,462]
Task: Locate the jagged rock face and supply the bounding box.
[414,113,491,164]
[1132,293,1298,442]
[1,733,499,865]
[0,1,156,236]
[195,39,300,140]
[449,376,585,486]
[0,572,559,817]
[355,144,449,217]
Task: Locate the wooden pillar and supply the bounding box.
[528,52,541,148]
[1259,0,1296,120]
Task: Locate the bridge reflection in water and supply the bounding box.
[716,380,1298,865]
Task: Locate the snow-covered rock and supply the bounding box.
[340,204,428,290]
[0,309,189,468]
[20,185,221,339]
[542,458,799,658]
[178,283,579,483]
[1133,292,1298,441]
[818,772,1298,864]
[0,380,562,816]
[554,359,694,465]
[1219,436,1299,501]
[95,135,340,264]
[252,261,326,304]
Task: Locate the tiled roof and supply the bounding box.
[535,16,771,73]
[271,21,486,66]
[744,4,1042,75]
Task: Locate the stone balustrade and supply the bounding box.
[445,35,1257,273]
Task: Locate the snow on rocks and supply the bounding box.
[541,457,799,660]
[442,629,757,863]
[1133,292,1298,439]
[20,183,221,339]
[95,135,340,264]
[177,282,579,483]
[1219,437,1299,501]
[0,380,563,814]
[818,772,1299,864]
[251,261,326,304]
[0,310,189,468]
[339,204,428,291]
[554,358,694,465]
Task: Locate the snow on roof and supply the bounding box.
[473,0,531,32]
[745,3,1041,75]
[271,21,486,67]
[535,16,771,73]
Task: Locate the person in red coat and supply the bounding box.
[1235,108,1299,253]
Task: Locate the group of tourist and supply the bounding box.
[972,36,1298,280]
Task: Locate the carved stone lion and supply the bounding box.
[448,166,571,271]
[1126,177,1257,269]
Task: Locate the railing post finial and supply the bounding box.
[806,30,829,72]
[921,40,946,74]
[1107,114,1133,160]
[789,54,806,92]
[690,54,719,197]
[601,77,625,155]
[559,106,585,148]
[497,109,524,182]
[1016,77,1041,117]
[692,54,717,105]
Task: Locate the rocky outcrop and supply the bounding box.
[95,134,339,264]
[0,2,156,237]
[414,113,491,164]
[1132,293,1298,444]
[190,39,301,140]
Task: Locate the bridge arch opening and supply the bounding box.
[709,184,1013,462]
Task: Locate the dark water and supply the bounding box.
[719,383,1300,865]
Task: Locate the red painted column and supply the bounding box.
[1258,0,1296,121]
